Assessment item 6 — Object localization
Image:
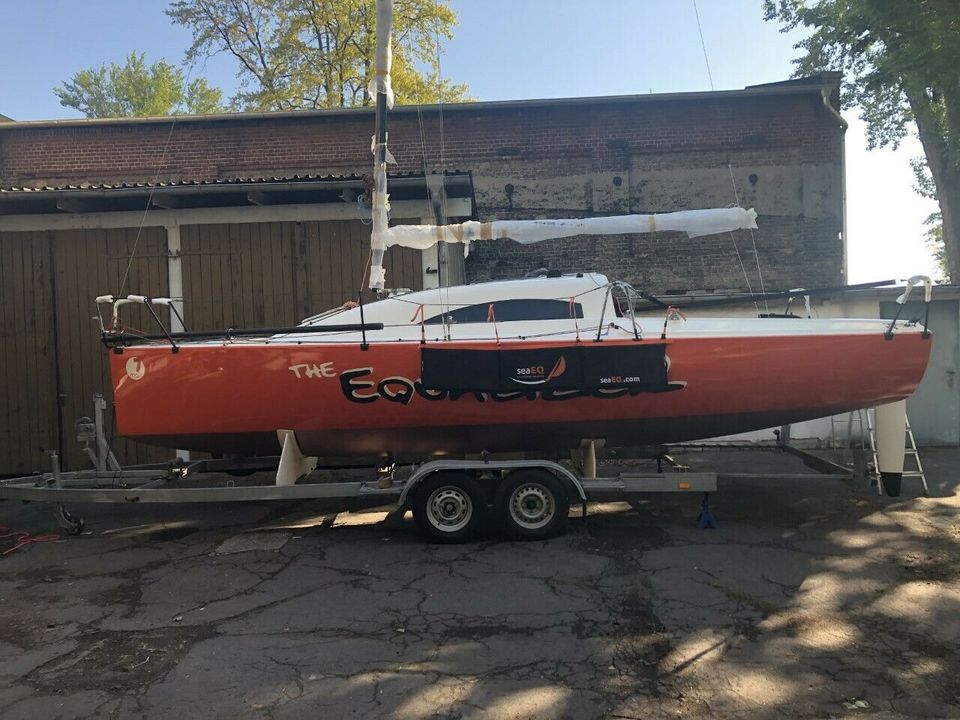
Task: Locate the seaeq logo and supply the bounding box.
[510,356,567,386]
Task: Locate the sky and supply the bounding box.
[0,0,940,284]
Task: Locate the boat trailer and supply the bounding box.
[0,397,727,542]
[0,396,860,543]
[0,450,719,542]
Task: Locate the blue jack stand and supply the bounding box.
[697,492,716,529]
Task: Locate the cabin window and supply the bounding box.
[423,298,584,324]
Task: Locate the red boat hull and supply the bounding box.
[108,333,931,457]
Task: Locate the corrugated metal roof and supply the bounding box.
[0,170,476,217]
[0,171,469,195]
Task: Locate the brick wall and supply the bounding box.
[0,83,845,292]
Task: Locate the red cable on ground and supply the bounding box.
[0,527,61,557]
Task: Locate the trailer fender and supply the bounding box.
[398,459,585,509]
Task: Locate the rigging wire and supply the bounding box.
[412,22,455,338]
[117,120,178,297]
[727,163,769,313]
[693,0,713,91]
[692,0,766,314]
[433,20,449,227]
[692,0,715,92]
[725,230,759,313]
[416,100,450,336]
[724,169,759,311]
[433,19,453,338]
[358,247,373,297]
[693,0,769,314]
[117,63,199,297]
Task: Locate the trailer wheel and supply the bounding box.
[413,472,486,543]
[495,470,569,541]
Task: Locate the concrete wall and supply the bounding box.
[466,142,843,294]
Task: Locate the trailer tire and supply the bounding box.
[495,470,569,541]
[413,472,486,543]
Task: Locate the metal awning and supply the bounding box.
[0,171,474,217]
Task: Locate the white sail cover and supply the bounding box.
[376,208,759,252]
[367,0,394,109]
[370,204,757,289]
[368,207,759,286]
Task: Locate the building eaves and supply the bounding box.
[746,72,843,91]
[0,76,842,132]
[0,171,473,217]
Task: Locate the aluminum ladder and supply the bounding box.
[862,408,928,496]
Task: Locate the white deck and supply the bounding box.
[277,273,922,344]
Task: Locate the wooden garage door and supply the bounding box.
[51,227,171,470]
[0,228,170,474]
[0,231,59,475]
[180,220,423,330]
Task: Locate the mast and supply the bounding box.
[369,0,394,291]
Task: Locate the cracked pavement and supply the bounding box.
[1,448,959,719]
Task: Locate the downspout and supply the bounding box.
[821,87,849,283]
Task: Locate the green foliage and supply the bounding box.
[764,0,960,280]
[912,155,948,276]
[166,0,470,110]
[55,52,225,118]
[763,0,960,151]
[923,212,948,281]
[911,156,937,201]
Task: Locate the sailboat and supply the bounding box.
[100,0,932,487]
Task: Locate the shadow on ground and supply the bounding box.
[1,448,959,719]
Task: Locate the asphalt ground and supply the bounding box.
[1,448,959,719]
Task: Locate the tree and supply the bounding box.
[55,52,225,118]
[764,0,960,281]
[166,0,469,111]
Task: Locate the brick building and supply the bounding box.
[0,74,846,473]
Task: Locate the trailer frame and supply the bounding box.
[0,450,718,539]
[0,397,858,542]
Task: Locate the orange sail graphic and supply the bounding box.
[547,356,567,381]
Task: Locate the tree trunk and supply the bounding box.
[936,167,960,283]
[937,82,960,281]
[907,88,960,282]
